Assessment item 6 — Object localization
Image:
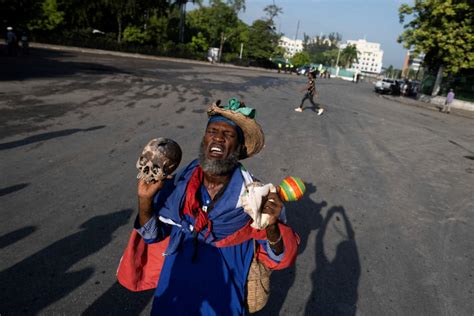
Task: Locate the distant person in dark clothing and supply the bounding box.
[6,26,17,56]
[295,71,324,115]
[20,31,29,55]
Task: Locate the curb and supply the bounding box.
[29,42,286,76]
[380,95,474,119]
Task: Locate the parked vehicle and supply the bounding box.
[406,81,421,97]
[296,65,310,75]
[375,78,400,95]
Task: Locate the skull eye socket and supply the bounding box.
[139,156,147,166]
[152,165,161,174]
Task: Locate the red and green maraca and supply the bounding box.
[276,176,306,202]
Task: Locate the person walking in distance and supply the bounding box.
[442,89,455,114]
[6,27,17,56]
[295,71,324,115]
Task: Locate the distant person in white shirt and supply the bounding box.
[442,89,455,114]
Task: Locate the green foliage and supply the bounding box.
[226,0,246,13]
[263,4,283,22]
[322,49,339,66]
[11,0,282,67]
[102,0,139,42]
[398,0,474,74]
[123,26,149,44]
[28,0,64,31]
[340,44,359,68]
[383,65,402,79]
[146,12,170,45]
[187,0,239,47]
[246,19,280,60]
[273,46,286,59]
[303,33,341,65]
[191,32,209,52]
[291,51,310,67]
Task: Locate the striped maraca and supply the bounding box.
[277,176,306,202]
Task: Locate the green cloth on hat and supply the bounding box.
[222,98,256,119]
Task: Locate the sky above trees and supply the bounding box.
[192,0,410,68]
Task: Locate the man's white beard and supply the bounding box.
[198,141,240,175]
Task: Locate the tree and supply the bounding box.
[322,49,339,66]
[302,32,341,65]
[190,31,209,52]
[398,0,474,95]
[169,0,201,42]
[103,0,137,43]
[383,65,402,79]
[328,32,342,46]
[227,0,246,13]
[146,10,171,45]
[123,25,149,44]
[246,19,280,61]
[291,51,310,67]
[1,0,42,31]
[187,1,240,60]
[340,44,359,68]
[28,0,64,31]
[263,4,283,23]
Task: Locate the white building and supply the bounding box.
[408,49,424,71]
[278,36,303,58]
[343,39,384,75]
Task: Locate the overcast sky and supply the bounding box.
[190,0,412,68]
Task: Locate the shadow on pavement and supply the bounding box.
[0,125,106,150]
[0,183,30,197]
[0,209,132,314]
[0,46,128,81]
[254,183,327,315]
[83,281,154,315]
[0,225,37,249]
[303,101,324,113]
[305,206,361,315]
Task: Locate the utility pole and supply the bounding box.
[335,46,342,77]
[239,43,243,59]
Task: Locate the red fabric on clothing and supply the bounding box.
[182,166,212,238]
[116,230,169,291]
[216,221,300,270]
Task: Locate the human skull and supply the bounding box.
[136,138,182,183]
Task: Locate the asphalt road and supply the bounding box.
[1,47,473,315]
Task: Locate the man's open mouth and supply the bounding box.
[209,144,225,157]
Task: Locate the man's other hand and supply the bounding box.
[261,192,283,226]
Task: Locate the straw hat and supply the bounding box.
[207,100,265,159]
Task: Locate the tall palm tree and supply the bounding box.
[103,0,137,43]
[174,0,187,43]
[340,44,359,68]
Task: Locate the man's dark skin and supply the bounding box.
[137,121,284,254]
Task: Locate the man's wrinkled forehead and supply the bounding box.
[206,116,243,142]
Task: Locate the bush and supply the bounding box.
[123,26,150,45]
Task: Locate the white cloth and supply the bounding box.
[239,170,276,229]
